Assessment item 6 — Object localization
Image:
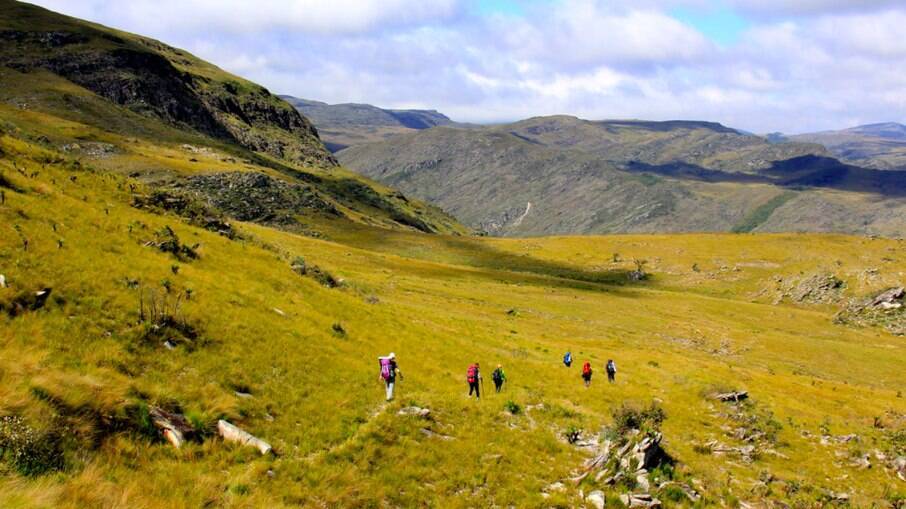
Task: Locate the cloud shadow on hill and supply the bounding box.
[623,155,906,197]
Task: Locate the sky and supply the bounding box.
[26,0,906,133]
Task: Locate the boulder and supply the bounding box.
[217,420,272,455]
[872,287,904,307]
[149,407,194,449]
[398,406,431,419]
[586,490,606,509]
[715,391,748,402]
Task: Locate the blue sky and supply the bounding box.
[671,6,749,46]
[27,0,906,133]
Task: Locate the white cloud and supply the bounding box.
[729,0,904,16]
[22,0,906,132]
[30,0,461,35]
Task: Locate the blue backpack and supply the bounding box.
[563,352,572,366]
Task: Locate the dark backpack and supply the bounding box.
[492,368,503,383]
[467,365,478,384]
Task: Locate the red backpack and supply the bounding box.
[467,364,478,384]
[582,362,592,376]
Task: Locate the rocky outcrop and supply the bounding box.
[177,172,341,225]
[835,285,906,335]
[0,7,336,169]
[772,273,846,305]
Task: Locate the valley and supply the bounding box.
[0,2,904,508]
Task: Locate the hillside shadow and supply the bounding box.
[623,155,906,197]
[321,223,645,294]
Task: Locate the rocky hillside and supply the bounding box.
[338,116,906,236]
[0,0,335,169]
[281,95,463,152]
[786,122,906,170]
[0,0,466,236]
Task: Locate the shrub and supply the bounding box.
[611,402,666,436]
[503,400,521,415]
[0,415,65,476]
[290,256,307,275]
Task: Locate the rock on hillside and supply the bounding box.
[0,0,335,169]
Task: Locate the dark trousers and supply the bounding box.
[607,371,615,382]
[494,380,503,393]
[469,381,480,397]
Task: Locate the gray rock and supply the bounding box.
[872,287,904,306]
[398,406,431,419]
[586,490,606,509]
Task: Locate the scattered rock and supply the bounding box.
[620,493,661,508]
[217,420,272,455]
[398,407,431,419]
[872,287,904,307]
[272,308,286,316]
[835,286,906,335]
[149,407,194,449]
[0,274,6,288]
[235,391,253,399]
[586,490,606,509]
[420,428,454,441]
[544,481,566,494]
[891,456,905,481]
[715,391,748,402]
[773,273,846,305]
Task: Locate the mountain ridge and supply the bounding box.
[280,94,466,152]
[338,115,906,237]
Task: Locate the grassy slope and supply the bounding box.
[2,130,905,507]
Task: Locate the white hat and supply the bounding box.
[389,352,396,359]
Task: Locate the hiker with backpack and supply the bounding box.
[467,362,483,398]
[606,359,617,383]
[378,353,403,401]
[492,364,507,393]
[563,351,573,368]
[582,361,593,388]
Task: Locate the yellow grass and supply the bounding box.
[1,131,904,508]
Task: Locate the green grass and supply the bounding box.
[732,191,797,233]
[1,128,905,507]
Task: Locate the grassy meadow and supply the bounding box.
[1,128,905,508]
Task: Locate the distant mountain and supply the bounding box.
[338,115,906,236]
[280,95,464,151]
[787,122,906,170]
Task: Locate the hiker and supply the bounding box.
[492,364,507,393]
[582,360,593,388]
[467,362,483,398]
[378,353,402,401]
[606,359,617,383]
[563,351,573,367]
